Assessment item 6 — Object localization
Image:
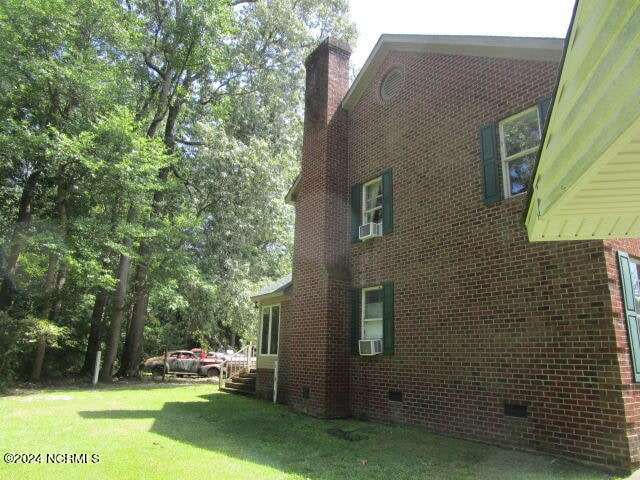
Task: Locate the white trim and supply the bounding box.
[251,292,290,303]
[362,176,383,226]
[259,304,281,357]
[343,35,564,112]
[499,106,541,198]
[361,285,383,341]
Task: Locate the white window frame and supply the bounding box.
[361,285,383,341]
[260,304,280,356]
[361,176,383,226]
[498,106,541,198]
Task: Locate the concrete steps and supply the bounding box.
[220,370,256,397]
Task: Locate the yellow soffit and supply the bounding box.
[526,0,640,241]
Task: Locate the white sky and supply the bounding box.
[349,0,576,71]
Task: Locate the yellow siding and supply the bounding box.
[527,0,640,240]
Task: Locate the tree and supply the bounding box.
[114,0,355,377]
[0,0,355,383]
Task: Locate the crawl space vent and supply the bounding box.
[504,403,528,418]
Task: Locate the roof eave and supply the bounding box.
[343,34,564,112]
[285,174,300,206]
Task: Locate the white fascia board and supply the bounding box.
[342,34,564,112]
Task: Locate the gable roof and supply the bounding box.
[251,273,292,301]
[342,34,564,112]
[285,174,300,206]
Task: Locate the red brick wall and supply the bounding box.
[346,50,631,472]
[280,38,352,418]
[603,238,640,470]
[255,368,274,401]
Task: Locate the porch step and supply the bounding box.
[220,385,255,396]
[221,371,256,397]
[233,376,255,385]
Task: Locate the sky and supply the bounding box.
[349,0,576,71]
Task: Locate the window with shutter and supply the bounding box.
[352,283,395,355]
[499,106,541,197]
[362,286,383,340]
[481,97,553,203]
[618,251,640,381]
[352,169,393,242]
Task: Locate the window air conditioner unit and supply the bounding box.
[359,339,383,356]
[358,222,382,240]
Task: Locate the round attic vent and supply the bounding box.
[380,68,404,101]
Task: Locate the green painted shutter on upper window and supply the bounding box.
[537,96,552,131]
[382,282,394,355]
[382,169,393,234]
[351,183,362,243]
[618,251,640,382]
[351,288,360,354]
[480,123,501,205]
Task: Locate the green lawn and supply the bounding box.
[0,382,625,480]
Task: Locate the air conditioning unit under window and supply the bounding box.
[359,339,383,356]
[359,222,382,240]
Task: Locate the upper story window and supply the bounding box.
[499,106,542,197]
[480,97,551,205]
[362,177,382,225]
[351,170,393,242]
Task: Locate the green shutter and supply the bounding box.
[351,183,362,243]
[382,169,393,234]
[618,251,640,382]
[480,123,501,205]
[537,96,552,131]
[351,288,360,355]
[383,282,394,355]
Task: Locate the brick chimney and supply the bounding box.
[280,38,352,418]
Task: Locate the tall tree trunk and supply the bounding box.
[0,171,39,310]
[40,253,59,317]
[117,93,181,375]
[30,253,58,381]
[30,175,70,381]
[49,176,69,323]
[80,291,108,375]
[50,265,67,321]
[116,260,149,377]
[30,334,47,381]
[100,207,135,383]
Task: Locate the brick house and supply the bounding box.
[251,34,640,473]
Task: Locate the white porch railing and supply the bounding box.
[218,342,256,390]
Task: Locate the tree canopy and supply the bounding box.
[0,0,356,384]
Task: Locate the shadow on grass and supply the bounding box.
[6,377,217,396]
[78,392,618,480]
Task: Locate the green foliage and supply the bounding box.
[0,312,28,390]
[24,317,71,347]
[0,0,356,378]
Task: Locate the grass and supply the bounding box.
[0,382,627,480]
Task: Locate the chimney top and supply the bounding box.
[305,37,352,67]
